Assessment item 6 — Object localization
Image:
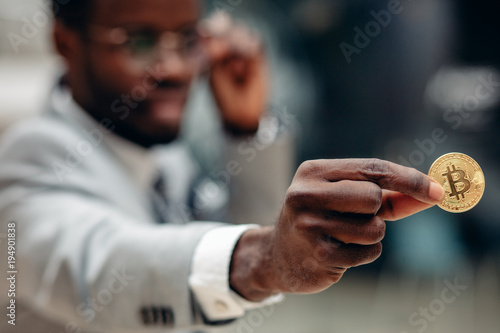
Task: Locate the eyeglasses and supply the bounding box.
[84,25,203,65]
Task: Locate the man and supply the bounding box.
[0,0,445,332]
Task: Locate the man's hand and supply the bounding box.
[229,159,445,301]
[200,12,268,133]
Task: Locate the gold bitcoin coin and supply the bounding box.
[428,153,485,213]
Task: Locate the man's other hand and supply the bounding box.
[200,11,268,134]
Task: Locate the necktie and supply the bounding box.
[150,173,176,224]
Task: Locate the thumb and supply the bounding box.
[377,190,439,221]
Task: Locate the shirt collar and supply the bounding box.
[50,84,158,191]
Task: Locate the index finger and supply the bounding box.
[303,159,444,204]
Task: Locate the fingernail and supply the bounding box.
[429,181,445,202]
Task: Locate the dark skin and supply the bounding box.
[53,0,445,302]
[231,159,444,300]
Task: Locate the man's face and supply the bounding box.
[74,0,202,147]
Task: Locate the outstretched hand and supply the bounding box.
[230,159,445,301]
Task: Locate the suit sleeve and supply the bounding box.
[0,189,225,332]
[0,122,224,332]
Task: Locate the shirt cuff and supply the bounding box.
[189,224,284,322]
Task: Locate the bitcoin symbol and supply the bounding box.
[442,165,471,200]
[429,153,484,213]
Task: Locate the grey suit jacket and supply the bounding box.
[0,85,293,332]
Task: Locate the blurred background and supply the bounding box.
[1,0,499,332]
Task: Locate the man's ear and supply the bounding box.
[52,20,81,61]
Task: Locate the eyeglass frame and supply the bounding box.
[81,24,205,65]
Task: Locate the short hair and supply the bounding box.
[51,0,94,32]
